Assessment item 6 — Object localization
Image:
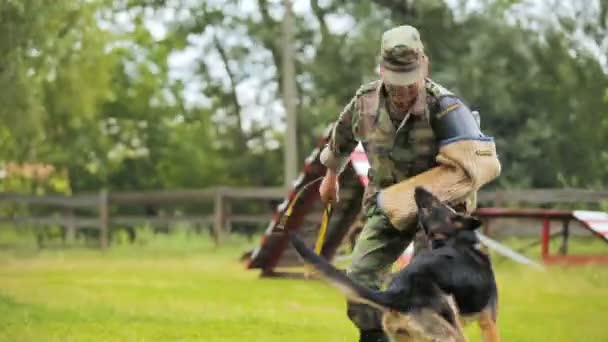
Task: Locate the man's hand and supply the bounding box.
[319,169,340,203]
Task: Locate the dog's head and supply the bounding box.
[414,187,481,244]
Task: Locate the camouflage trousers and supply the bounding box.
[345,204,427,331]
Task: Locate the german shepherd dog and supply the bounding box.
[289,187,499,342]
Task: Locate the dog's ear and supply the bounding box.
[417,214,430,236]
[414,186,442,210]
[453,214,482,231]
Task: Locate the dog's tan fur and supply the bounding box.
[382,295,466,342]
[379,298,499,342]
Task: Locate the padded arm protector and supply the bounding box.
[378,96,501,230]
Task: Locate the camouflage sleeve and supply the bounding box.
[320,96,359,173]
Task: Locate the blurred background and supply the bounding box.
[1,0,607,194]
[0,0,607,341]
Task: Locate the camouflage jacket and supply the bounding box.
[320,78,480,203]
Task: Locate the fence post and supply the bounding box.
[99,189,109,249]
[65,208,76,244]
[213,188,225,246]
[559,219,570,255]
[225,198,233,234]
[541,218,550,261]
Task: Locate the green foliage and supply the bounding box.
[0,0,606,193]
[0,0,114,160]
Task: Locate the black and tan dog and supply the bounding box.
[289,187,499,342]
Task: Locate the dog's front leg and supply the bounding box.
[478,308,500,342]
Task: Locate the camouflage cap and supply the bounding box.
[380,25,425,86]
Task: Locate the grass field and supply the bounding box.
[1,229,608,341]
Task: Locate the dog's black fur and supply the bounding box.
[289,187,499,341]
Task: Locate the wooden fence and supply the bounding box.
[0,187,283,248]
[0,188,606,248]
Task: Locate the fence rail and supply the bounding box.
[1,187,606,248]
[108,187,285,205]
[0,192,99,208]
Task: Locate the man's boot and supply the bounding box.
[359,329,388,342]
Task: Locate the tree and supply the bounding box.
[1,0,606,194]
[0,0,114,163]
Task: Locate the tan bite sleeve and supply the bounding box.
[378,139,501,229]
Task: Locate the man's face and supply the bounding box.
[385,82,419,111]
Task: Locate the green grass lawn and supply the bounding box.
[0,229,607,341]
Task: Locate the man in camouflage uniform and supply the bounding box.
[319,25,501,342]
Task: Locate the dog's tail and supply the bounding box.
[289,232,397,311]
